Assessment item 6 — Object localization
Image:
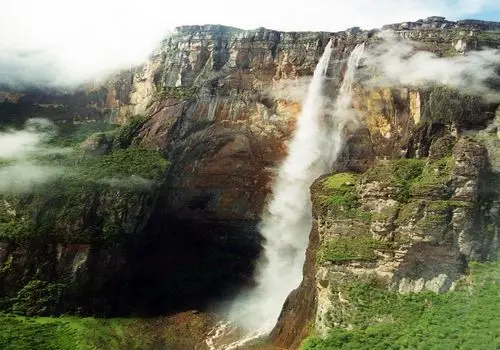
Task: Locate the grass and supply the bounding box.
[0,311,214,350]
[317,173,372,222]
[361,157,455,202]
[0,315,128,350]
[410,157,454,197]
[0,315,149,350]
[302,261,500,350]
[362,158,426,202]
[318,235,388,263]
[319,173,358,206]
[47,122,119,148]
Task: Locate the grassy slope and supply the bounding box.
[302,261,500,350]
[0,311,214,350]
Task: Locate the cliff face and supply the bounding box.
[272,19,500,349]
[0,16,499,349]
[0,25,365,317]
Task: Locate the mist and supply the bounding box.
[1,0,499,88]
[361,36,500,101]
[266,77,313,102]
[99,176,154,190]
[0,119,68,193]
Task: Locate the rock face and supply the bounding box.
[303,134,499,339]
[271,18,500,349]
[0,24,364,317]
[0,16,499,349]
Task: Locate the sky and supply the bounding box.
[0,0,499,87]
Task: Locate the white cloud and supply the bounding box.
[0,119,58,159]
[0,0,498,87]
[0,119,68,193]
[0,163,63,193]
[361,37,500,101]
[99,176,153,189]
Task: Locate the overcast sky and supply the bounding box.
[0,0,499,87]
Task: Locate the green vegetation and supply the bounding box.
[361,157,454,201]
[363,158,426,202]
[0,146,169,243]
[410,157,454,197]
[0,312,213,350]
[78,148,168,180]
[302,261,500,350]
[371,205,399,222]
[110,115,148,149]
[0,316,142,349]
[315,158,455,264]
[394,200,423,225]
[475,30,500,48]
[392,159,426,202]
[0,118,169,243]
[47,122,119,148]
[321,173,359,209]
[429,135,456,160]
[420,86,486,125]
[318,235,388,263]
[11,280,66,316]
[411,200,470,232]
[154,86,198,101]
[318,173,371,222]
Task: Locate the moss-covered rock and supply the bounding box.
[419,86,494,128]
[304,261,500,350]
[410,157,454,198]
[318,235,389,263]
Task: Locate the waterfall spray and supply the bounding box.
[208,41,365,349]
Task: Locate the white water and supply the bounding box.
[206,42,365,349]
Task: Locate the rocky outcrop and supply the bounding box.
[274,91,499,348]
[309,132,499,334]
[271,18,500,348]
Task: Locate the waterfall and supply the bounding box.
[209,41,365,349]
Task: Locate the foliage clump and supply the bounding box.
[361,157,454,202]
[11,280,65,316]
[0,312,213,349]
[0,118,169,244]
[318,235,388,263]
[362,158,425,202]
[47,122,119,148]
[154,86,198,101]
[79,148,169,180]
[302,261,500,350]
[410,157,454,197]
[321,173,359,209]
[110,115,149,149]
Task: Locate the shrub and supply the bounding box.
[111,115,149,149]
[318,235,388,263]
[410,157,454,197]
[362,158,425,203]
[301,261,500,350]
[11,280,65,316]
[320,173,359,210]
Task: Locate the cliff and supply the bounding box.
[0,24,363,318]
[0,16,499,350]
[271,19,500,349]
